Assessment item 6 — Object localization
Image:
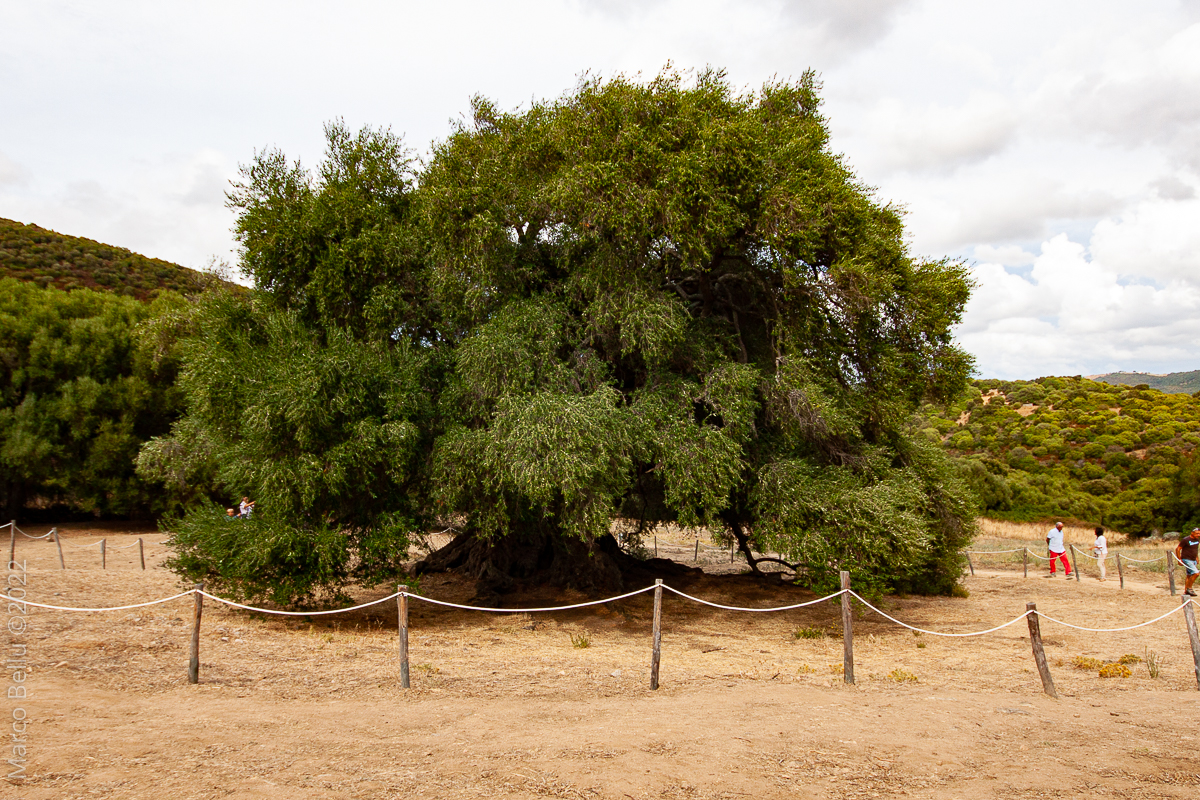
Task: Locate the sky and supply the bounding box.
[2,0,1199,380]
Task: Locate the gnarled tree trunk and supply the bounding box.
[414,528,699,605]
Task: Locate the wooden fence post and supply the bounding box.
[840,571,854,685]
[694,539,700,562]
[398,589,410,689]
[650,579,663,690]
[1183,597,1200,691]
[1026,602,1057,698]
[138,538,145,570]
[53,528,65,570]
[1071,545,1081,582]
[188,582,204,684]
[1023,548,1028,578]
[100,539,106,570]
[7,523,14,569]
[1117,553,1124,589]
[1168,555,1177,596]
[966,552,974,576]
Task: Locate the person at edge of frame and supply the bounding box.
[1175,528,1200,597]
[1045,521,1072,578]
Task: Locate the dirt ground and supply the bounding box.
[4,522,1200,799]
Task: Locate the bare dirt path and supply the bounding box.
[4,525,1200,799]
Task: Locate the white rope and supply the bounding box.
[1,590,195,612]
[1120,554,1167,564]
[964,549,1026,555]
[846,591,1033,637]
[107,541,144,550]
[59,539,107,549]
[12,526,55,540]
[199,590,402,616]
[1027,551,1050,560]
[661,585,845,611]
[8,584,1194,638]
[406,585,657,613]
[1037,601,1189,632]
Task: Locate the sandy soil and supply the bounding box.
[4,522,1200,799]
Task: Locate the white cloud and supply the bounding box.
[1151,175,1196,201]
[0,152,29,187]
[862,92,1020,173]
[0,148,238,271]
[959,232,1200,379]
[2,0,1200,378]
[1089,196,1200,286]
[972,244,1035,267]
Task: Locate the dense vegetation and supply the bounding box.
[915,376,1200,536]
[144,71,978,605]
[1091,370,1200,395]
[0,278,186,519]
[1,217,202,300]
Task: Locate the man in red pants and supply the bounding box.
[1045,521,1071,577]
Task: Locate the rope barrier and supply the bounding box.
[406,585,658,613]
[1120,555,1168,564]
[199,590,402,616]
[847,591,1033,637]
[1037,601,1190,632]
[661,585,844,612]
[3,590,196,612]
[964,549,1026,555]
[12,526,55,540]
[4,584,1191,636]
[58,539,106,549]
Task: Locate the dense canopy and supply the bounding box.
[0,279,184,518]
[147,71,977,604]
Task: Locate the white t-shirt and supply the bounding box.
[1094,535,1107,556]
[1047,527,1065,553]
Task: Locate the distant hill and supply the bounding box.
[915,376,1200,536]
[1089,370,1200,395]
[0,217,205,300]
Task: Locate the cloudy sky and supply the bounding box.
[2,0,1198,379]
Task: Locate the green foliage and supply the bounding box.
[139,288,429,594]
[0,218,203,299]
[0,279,184,517]
[155,69,977,602]
[164,503,353,605]
[916,376,1200,535]
[227,120,433,342]
[421,69,976,595]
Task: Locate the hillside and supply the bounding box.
[1089,370,1200,395]
[915,376,1200,536]
[0,217,203,300]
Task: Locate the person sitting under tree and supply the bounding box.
[239,497,255,519]
[1175,528,1200,597]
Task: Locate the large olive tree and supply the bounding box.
[149,71,976,604]
[419,70,975,597]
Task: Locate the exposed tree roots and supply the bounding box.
[413,529,702,605]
